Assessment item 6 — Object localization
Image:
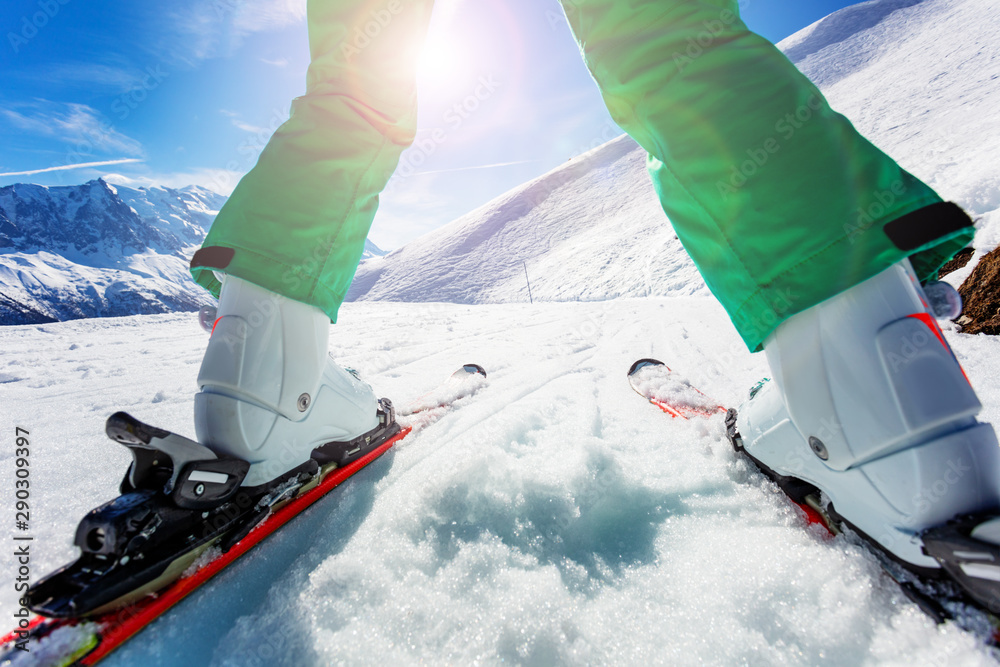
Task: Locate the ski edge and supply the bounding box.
[83,424,410,665]
[4,363,488,665]
[3,425,410,666]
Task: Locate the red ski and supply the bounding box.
[2,364,486,665]
[627,358,726,419]
[628,359,826,527]
[628,358,1000,642]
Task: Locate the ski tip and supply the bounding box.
[460,364,487,378]
[627,358,666,377]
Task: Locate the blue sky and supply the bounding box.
[1,0,862,250]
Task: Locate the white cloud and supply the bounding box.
[232,120,271,134]
[26,62,149,93]
[233,0,306,33]
[1,102,144,157]
[0,159,142,178]
[260,57,290,67]
[218,108,279,135]
[411,159,540,176]
[165,0,306,64]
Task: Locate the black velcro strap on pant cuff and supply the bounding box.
[883,202,974,251]
[191,246,236,269]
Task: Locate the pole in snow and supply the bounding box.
[523,261,534,305]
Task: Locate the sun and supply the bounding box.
[415,38,467,92]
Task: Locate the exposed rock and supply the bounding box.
[938,247,975,279]
[957,246,1000,336]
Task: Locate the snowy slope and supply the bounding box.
[350,0,1000,305]
[780,0,1000,238]
[2,302,999,665]
[349,135,706,305]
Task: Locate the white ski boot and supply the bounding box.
[196,275,392,488]
[728,260,1000,609]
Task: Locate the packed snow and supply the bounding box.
[3,299,1000,665]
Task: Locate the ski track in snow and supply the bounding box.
[3,301,1000,666]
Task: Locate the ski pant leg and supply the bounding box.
[190,0,434,322]
[559,0,974,351]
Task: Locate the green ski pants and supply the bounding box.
[191,0,974,352]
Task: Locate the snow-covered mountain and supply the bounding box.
[0,179,387,324]
[783,0,1000,227]
[349,0,1000,305]
[115,181,227,249]
[0,179,221,324]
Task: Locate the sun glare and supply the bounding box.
[415,38,467,91]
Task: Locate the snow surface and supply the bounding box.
[3,301,1000,666]
[348,134,707,305]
